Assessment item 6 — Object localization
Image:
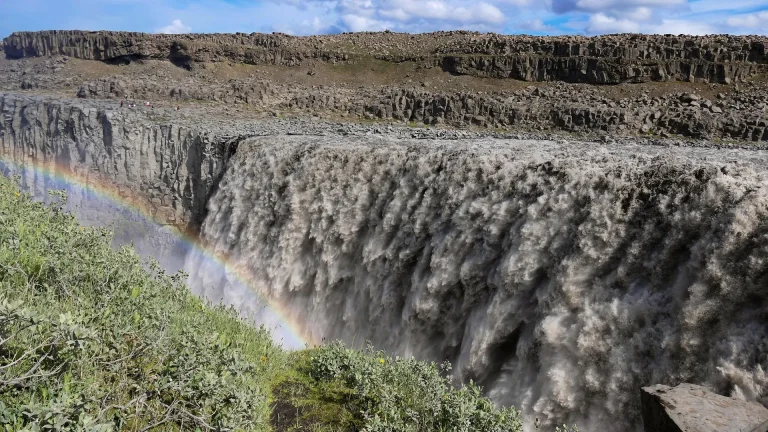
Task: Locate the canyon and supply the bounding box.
[2,30,768,431]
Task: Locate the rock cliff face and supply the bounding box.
[4,30,767,84]
[433,33,768,83]
[439,54,760,84]
[68,75,768,141]
[3,31,767,142]
[0,93,232,227]
[1,31,347,70]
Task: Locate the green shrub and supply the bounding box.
[298,342,522,432]
[0,177,282,431]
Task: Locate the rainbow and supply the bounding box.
[0,155,312,349]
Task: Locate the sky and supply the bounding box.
[1,0,767,39]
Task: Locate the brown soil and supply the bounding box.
[22,56,735,100]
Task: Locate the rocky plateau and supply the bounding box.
[1,30,767,142]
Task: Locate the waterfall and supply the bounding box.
[185,136,768,431]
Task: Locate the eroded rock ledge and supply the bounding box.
[2,56,767,142]
[4,30,767,84]
[0,93,234,228]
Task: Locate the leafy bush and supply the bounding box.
[0,177,282,431]
[281,342,522,432]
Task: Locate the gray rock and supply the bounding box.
[641,384,768,432]
[681,93,700,103]
[3,38,768,143]
[3,31,767,85]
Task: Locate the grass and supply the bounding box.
[0,181,282,431]
[0,174,524,432]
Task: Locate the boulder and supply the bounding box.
[680,93,700,103]
[641,383,768,432]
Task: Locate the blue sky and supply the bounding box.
[1,0,767,38]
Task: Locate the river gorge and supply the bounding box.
[2,92,767,431]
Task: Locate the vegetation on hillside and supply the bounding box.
[0,174,523,432]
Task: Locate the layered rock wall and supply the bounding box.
[70,75,768,141]
[4,30,767,83]
[0,93,232,226]
[439,54,761,84]
[2,31,347,69]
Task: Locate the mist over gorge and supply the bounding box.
[2,91,768,431]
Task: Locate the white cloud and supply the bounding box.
[726,11,768,28]
[494,0,533,5]
[340,14,394,31]
[375,0,505,24]
[466,3,506,23]
[155,19,191,34]
[516,18,559,32]
[586,13,640,33]
[336,0,377,15]
[551,0,688,22]
[644,19,717,35]
[624,7,652,21]
[3,0,768,39]
[689,0,768,14]
[576,0,684,10]
[300,16,328,33]
[380,8,411,20]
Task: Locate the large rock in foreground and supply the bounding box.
[641,384,768,432]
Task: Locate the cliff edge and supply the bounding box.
[1,30,767,142]
[4,30,767,84]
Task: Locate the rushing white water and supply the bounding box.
[185,136,768,431]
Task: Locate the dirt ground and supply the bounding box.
[7,55,753,102]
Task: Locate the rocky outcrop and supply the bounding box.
[0,93,235,227]
[4,51,765,142]
[641,384,768,432]
[4,31,767,84]
[358,86,768,141]
[2,30,767,142]
[68,76,768,141]
[75,76,279,105]
[440,54,761,84]
[1,30,347,70]
[434,34,767,83]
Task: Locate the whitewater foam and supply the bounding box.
[186,136,768,430]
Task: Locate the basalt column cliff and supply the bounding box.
[2,31,768,141]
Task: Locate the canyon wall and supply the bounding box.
[61,76,768,141]
[4,30,767,84]
[0,93,232,227]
